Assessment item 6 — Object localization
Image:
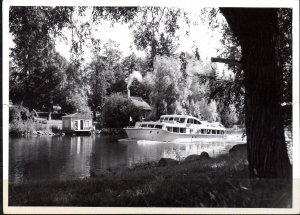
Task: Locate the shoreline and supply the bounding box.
[9,127,127,137]
[9,143,292,207]
[9,127,243,137]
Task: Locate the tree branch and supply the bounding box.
[211,57,242,67]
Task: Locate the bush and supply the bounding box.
[9,105,32,122]
[221,104,239,128]
[9,119,49,136]
[102,93,143,128]
[9,105,49,136]
[9,120,27,135]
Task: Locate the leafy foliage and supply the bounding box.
[9,6,243,126]
[65,91,91,114]
[147,56,181,118]
[9,6,72,114]
[9,105,32,122]
[102,94,142,128]
[201,8,292,127]
[130,7,189,66]
[278,8,292,126]
[9,105,49,136]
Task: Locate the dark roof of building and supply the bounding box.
[129,96,152,110]
[62,113,93,119]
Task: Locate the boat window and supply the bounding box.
[193,119,197,124]
[148,124,155,128]
[173,127,179,133]
[155,125,163,129]
[179,118,185,123]
[212,130,216,134]
[167,127,172,132]
[207,130,211,134]
[169,117,174,121]
[180,128,186,133]
[141,124,147,127]
[174,117,180,122]
[187,118,193,124]
[217,130,220,134]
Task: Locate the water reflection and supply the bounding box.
[9,136,239,182]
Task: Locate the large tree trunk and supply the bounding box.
[220,8,291,178]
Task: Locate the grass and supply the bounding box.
[9,146,292,207]
[9,119,50,136]
[9,118,63,136]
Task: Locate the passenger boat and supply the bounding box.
[124,114,226,142]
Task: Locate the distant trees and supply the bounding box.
[101,93,142,128]
[129,7,188,67]
[139,55,227,123]
[87,48,108,118]
[220,104,239,127]
[146,56,181,118]
[9,6,74,119]
[9,6,242,125]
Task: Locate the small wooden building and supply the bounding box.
[62,113,93,135]
[129,96,152,120]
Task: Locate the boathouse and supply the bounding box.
[62,113,93,134]
[129,96,151,120]
[126,88,152,121]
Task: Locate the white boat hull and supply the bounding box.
[124,128,225,143]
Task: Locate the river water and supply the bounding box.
[9,136,240,182]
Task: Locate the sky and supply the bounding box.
[55,7,228,72]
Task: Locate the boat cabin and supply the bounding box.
[137,121,225,135]
[158,114,226,135]
[62,113,93,134]
[159,115,203,124]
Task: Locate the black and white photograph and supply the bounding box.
[2,0,300,214]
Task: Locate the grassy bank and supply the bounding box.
[9,145,292,207]
[9,105,63,136]
[9,119,50,136]
[9,119,61,136]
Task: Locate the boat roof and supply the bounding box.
[62,112,92,119]
[160,114,199,119]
